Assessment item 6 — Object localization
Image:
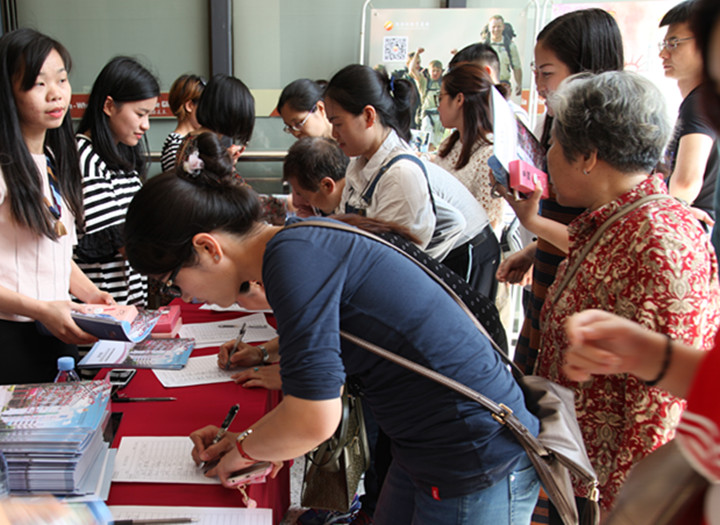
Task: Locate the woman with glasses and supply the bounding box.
[74,56,160,306]
[124,131,541,525]
[161,74,206,172]
[277,78,332,139]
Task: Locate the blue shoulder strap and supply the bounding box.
[345,153,436,215]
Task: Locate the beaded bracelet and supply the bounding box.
[645,335,673,387]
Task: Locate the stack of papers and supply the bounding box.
[0,380,114,496]
[178,312,277,348]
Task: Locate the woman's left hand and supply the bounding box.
[232,363,282,390]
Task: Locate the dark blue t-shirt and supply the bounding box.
[263,217,538,499]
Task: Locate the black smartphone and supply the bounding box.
[108,369,136,389]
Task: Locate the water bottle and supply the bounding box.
[0,450,9,497]
[54,356,81,383]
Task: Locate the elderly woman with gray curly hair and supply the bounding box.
[533,70,720,515]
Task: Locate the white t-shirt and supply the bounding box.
[340,129,436,248]
[0,154,77,322]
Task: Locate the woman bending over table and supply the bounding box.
[124,132,540,525]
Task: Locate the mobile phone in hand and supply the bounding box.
[227,461,272,486]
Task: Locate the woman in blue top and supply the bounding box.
[124,132,539,525]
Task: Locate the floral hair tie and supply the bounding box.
[182,150,205,177]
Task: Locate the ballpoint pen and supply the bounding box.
[224,322,247,370]
[201,403,240,472]
[112,519,198,525]
[112,397,177,403]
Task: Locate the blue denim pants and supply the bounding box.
[374,455,540,525]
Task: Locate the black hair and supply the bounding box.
[325,64,416,143]
[277,78,326,113]
[196,74,255,145]
[0,28,84,239]
[536,8,624,148]
[449,43,500,74]
[125,131,261,276]
[437,64,494,170]
[691,0,720,132]
[78,56,160,178]
[660,0,697,27]
[282,137,349,191]
[168,74,205,119]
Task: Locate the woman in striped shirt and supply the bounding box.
[74,56,160,306]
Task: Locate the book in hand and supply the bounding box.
[487,86,549,199]
[71,306,162,343]
[78,338,195,370]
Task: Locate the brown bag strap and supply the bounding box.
[551,194,671,305]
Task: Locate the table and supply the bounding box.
[103,301,290,524]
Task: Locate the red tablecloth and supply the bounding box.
[104,301,289,524]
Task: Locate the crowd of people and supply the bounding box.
[2,0,720,523]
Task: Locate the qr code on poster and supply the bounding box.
[383,36,408,62]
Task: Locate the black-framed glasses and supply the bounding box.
[658,37,694,52]
[283,104,317,134]
[159,265,183,298]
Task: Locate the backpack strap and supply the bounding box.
[345,153,436,216]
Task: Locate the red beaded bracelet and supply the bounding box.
[236,429,257,462]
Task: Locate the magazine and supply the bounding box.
[78,338,195,370]
[71,308,163,342]
[487,86,549,199]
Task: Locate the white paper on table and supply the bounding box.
[112,436,219,484]
[108,505,272,525]
[200,303,273,314]
[178,312,277,348]
[153,354,240,388]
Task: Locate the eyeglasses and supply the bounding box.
[158,265,183,298]
[283,104,317,134]
[658,37,694,52]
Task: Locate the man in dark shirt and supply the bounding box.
[660,0,719,229]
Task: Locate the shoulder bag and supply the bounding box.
[286,219,599,525]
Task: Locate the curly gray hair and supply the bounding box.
[549,71,671,173]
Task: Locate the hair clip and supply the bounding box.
[182,150,205,177]
[389,77,395,94]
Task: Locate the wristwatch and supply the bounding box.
[236,429,257,462]
[257,345,271,365]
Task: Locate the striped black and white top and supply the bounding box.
[74,134,147,306]
[160,132,184,173]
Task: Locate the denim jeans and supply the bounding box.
[374,455,540,525]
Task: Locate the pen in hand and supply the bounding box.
[225,322,247,370]
[201,403,240,472]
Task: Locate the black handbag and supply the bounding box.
[287,220,600,525]
[300,383,371,512]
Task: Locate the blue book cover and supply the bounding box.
[78,338,195,370]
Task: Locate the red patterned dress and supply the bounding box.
[535,174,720,511]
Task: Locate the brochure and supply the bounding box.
[78,338,195,370]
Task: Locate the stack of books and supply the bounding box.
[0,380,114,496]
[75,304,194,370]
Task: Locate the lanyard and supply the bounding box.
[44,154,67,237]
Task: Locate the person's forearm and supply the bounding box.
[525,216,569,254]
[69,261,104,303]
[0,285,44,321]
[634,332,705,399]
[240,395,342,462]
[668,177,704,205]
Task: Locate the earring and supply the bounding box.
[214,255,220,262]
[583,169,590,176]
